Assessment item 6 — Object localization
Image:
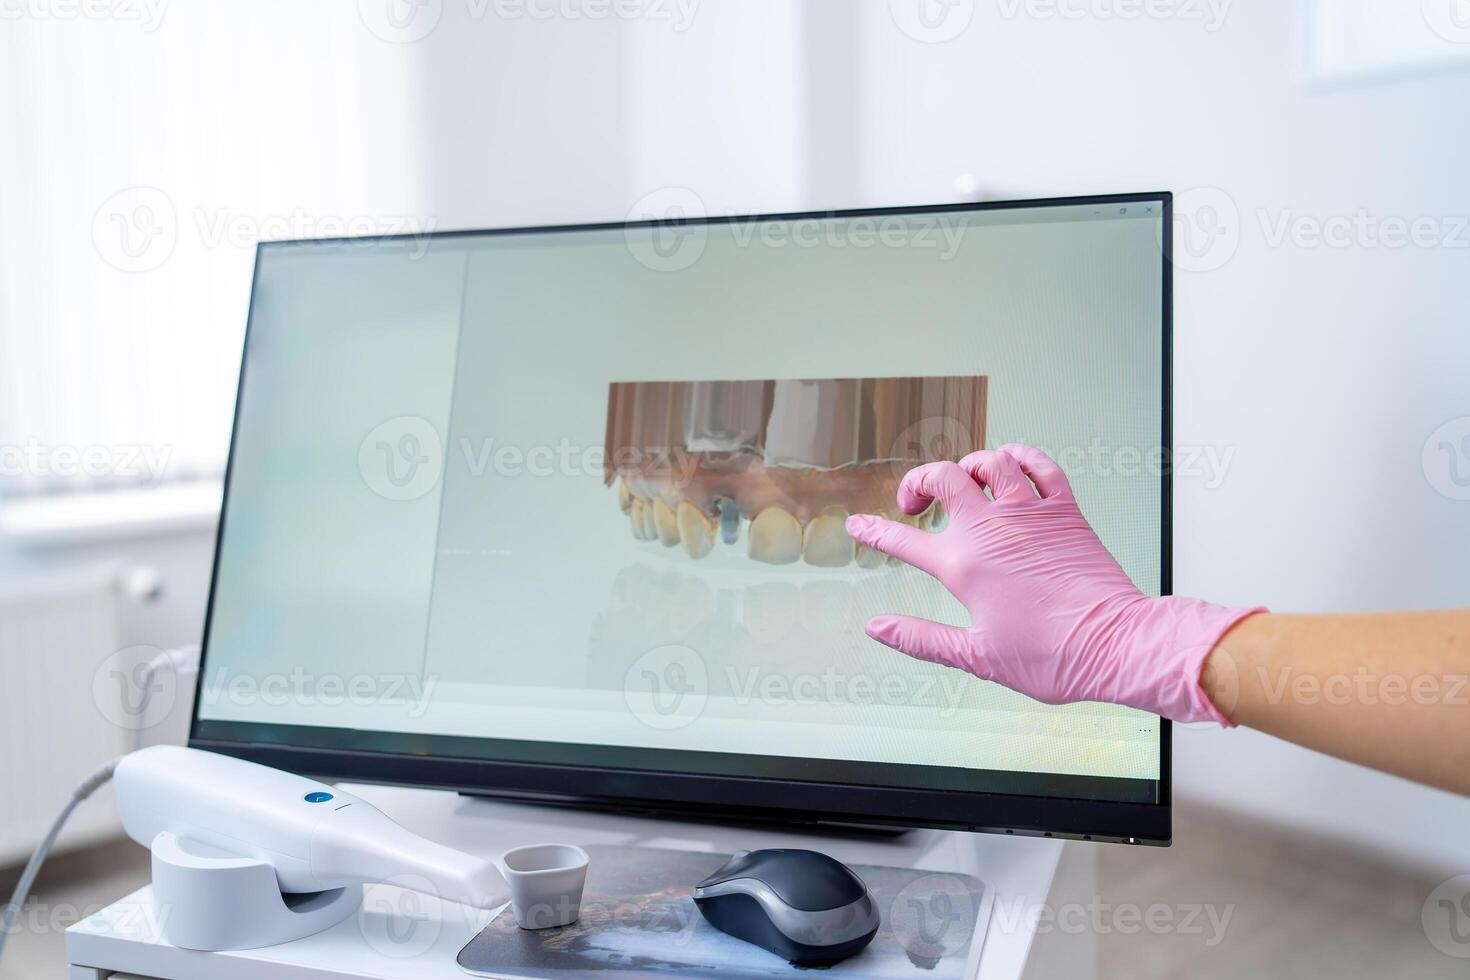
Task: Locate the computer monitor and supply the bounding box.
[191,193,1174,845]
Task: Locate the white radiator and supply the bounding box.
[0,565,134,866]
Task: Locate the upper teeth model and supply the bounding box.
[604,376,988,567]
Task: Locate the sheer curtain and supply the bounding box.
[0,3,430,496]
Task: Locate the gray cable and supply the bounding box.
[0,642,191,963]
[0,758,118,961]
[131,645,198,754]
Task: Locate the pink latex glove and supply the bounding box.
[844,444,1263,725]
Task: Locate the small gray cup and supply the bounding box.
[499,844,589,929]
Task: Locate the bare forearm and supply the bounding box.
[1202,611,1470,795]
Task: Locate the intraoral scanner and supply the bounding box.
[111,746,508,950]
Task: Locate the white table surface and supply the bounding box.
[67,782,1064,980]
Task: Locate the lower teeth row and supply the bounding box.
[618,480,938,568]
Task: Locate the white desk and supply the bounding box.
[67,782,1070,980]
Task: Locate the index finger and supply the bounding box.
[896,460,988,522]
[959,449,1034,501]
[996,444,1074,500]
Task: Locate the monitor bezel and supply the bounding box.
[189,191,1176,846]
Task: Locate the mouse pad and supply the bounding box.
[458,844,990,979]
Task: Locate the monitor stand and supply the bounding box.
[455,788,911,838]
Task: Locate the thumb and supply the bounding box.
[865,615,975,673]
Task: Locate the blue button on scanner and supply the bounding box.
[304,791,333,803]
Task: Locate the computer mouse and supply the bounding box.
[692,848,880,965]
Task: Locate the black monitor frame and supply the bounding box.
[190,191,1176,846]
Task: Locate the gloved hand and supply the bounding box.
[845,444,1263,725]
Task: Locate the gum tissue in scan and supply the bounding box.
[604,376,988,568]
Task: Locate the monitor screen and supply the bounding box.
[193,195,1172,842]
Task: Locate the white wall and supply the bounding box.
[845,1,1470,870]
[402,0,813,225]
[402,4,633,229]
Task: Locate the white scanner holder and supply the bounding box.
[115,747,508,952]
[147,831,361,950]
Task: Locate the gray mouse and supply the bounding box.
[692,849,880,965]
